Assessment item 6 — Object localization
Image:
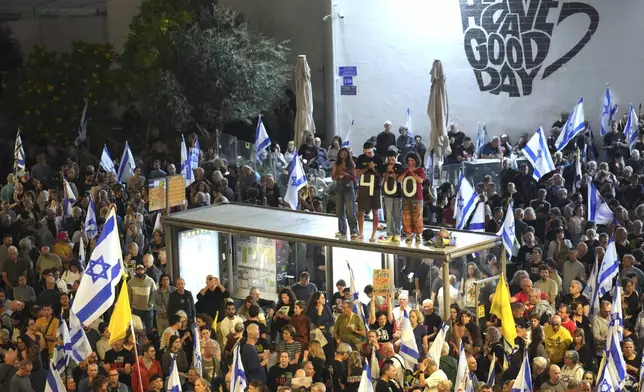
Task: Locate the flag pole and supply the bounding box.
[129,320,145,392]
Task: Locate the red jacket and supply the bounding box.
[131,357,162,392]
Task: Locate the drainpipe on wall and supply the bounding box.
[323,0,339,138]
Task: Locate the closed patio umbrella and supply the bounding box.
[427,60,449,166]
[294,55,316,148]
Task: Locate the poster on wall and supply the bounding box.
[234,236,277,298]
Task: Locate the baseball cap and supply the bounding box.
[136,264,145,270]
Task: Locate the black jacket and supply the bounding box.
[168,290,196,323]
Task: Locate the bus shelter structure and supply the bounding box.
[161,203,502,319]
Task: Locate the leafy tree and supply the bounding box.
[0,23,23,128]
[121,1,291,132]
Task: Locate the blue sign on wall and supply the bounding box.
[341,86,357,96]
[343,76,354,86]
[339,66,358,77]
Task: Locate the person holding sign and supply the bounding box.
[380,149,404,244]
[356,141,385,242]
[399,151,426,243]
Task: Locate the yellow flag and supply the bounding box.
[212,311,219,333]
[490,274,516,346]
[108,279,132,345]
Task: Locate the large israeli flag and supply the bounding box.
[487,354,497,387]
[53,318,71,372]
[71,210,123,326]
[598,326,627,392]
[589,237,619,317]
[399,310,420,366]
[69,310,92,364]
[116,141,135,183]
[255,116,271,161]
[454,174,478,230]
[63,177,77,217]
[475,122,488,156]
[100,145,116,175]
[468,201,486,232]
[573,149,582,194]
[610,280,624,342]
[510,354,532,392]
[343,119,355,147]
[555,97,585,151]
[14,131,25,175]
[192,322,203,377]
[230,343,247,392]
[180,135,194,188]
[427,323,449,362]
[497,200,516,258]
[625,103,640,148]
[582,256,599,316]
[84,197,98,240]
[284,152,307,210]
[358,358,374,392]
[168,354,183,392]
[455,341,469,392]
[588,181,615,225]
[601,85,618,137]
[523,127,555,182]
[45,360,66,392]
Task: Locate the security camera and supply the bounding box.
[338,12,344,18]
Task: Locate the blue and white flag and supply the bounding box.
[573,149,582,194]
[625,103,640,148]
[487,354,497,387]
[192,322,203,377]
[53,318,71,372]
[582,256,599,315]
[79,238,85,266]
[14,131,25,175]
[76,98,88,146]
[468,201,486,232]
[116,141,135,184]
[454,174,478,230]
[69,310,92,364]
[84,197,98,240]
[475,122,488,157]
[255,116,271,161]
[284,152,307,210]
[71,209,123,326]
[497,201,516,258]
[523,127,555,182]
[100,145,116,175]
[180,135,194,188]
[399,310,420,366]
[230,343,247,392]
[610,280,624,342]
[510,354,532,392]
[190,139,200,172]
[427,323,449,362]
[455,341,469,392]
[343,119,355,147]
[601,85,619,137]
[63,177,77,217]
[347,261,368,327]
[45,360,66,392]
[589,237,619,316]
[588,181,615,225]
[168,353,183,392]
[358,358,374,392]
[406,108,413,136]
[599,326,627,392]
[555,97,585,151]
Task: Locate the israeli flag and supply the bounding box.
[168,353,183,392]
[609,280,624,342]
[190,139,200,172]
[63,177,77,217]
[53,318,71,372]
[100,145,116,175]
[589,237,619,317]
[284,152,307,210]
[343,119,355,147]
[399,310,420,366]
[487,354,497,387]
[79,237,85,266]
[601,86,618,137]
[427,323,449,362]
[625,103,640,148]
[468,201,486,232]
[588,181,615,225]
[14,131,25,175]
[573,149,582,194]
[406,108,413,136]
[45,360,66,392]
[510,354,532,392]
[475,122,488,156]
[582,256,599,315]
[84,197,98,240]
[347,261,368,327]
[192,323,203,377]
[230,343,247,392]
[76,98,88,146]
[454,174,478,230]
[116,141,135,184]
[255,116,271,162]
[180,135,194,187]
[555,97,585,151]
[509,151,518,170]
[497,200,516,258]
[71,210,123,326]
[523,127,555,181]
[598,326,627,392]
[455,341,469,392]
[358,358,374,392]
[69,310,92,364]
